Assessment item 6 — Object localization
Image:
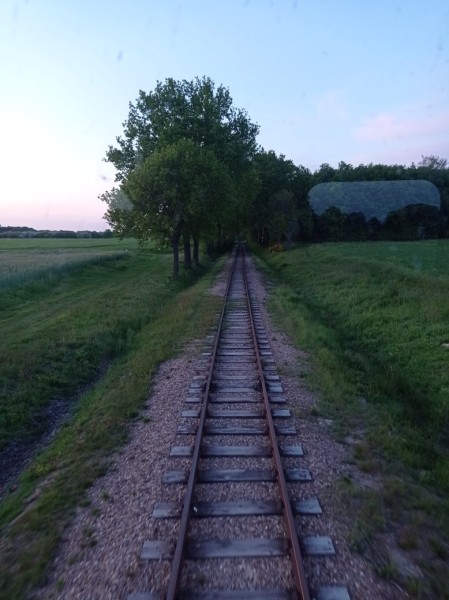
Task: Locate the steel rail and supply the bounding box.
[165,247,240,600]
[241,246,311,600]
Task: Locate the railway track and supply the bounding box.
[128,245,350,600]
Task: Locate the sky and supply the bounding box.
[0,0,448,230]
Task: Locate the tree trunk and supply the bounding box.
[172,226,182,279]
[193,236,200,266]
[183,236,192,270]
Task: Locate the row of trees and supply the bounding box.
[249,154,449,244]
[101,77,259,277]
[309,158,449,241]
[101,77,449,273]
[0,226,114,239]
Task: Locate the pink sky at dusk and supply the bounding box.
[1,0,448,230]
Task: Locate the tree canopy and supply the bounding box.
[249,150,313,245]
[101,77,259,276]
[246,153,449,244]
[105,77,259,181]
[123,139,232,277]
[101,80,449,257]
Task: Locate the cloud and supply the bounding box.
[354,109,449,142]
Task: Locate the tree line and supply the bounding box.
[250,155,449,244]
[100,77,449,276]
[0,226,114,239]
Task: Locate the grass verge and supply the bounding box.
[255,241,449,598]
[0,248,224,599]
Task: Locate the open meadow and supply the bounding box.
[0,237,137,291]
[0,238,223,599]
[258,239,449,598]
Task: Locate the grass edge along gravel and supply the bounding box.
[253,242,449,599]
[0,255,224,600]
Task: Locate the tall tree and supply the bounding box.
[102,76,259,261]
[291,164,313,240]
[104,77,259,179]
[250,150,298,245]
[119,139,231,278]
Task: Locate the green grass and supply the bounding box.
[257,240,449,598]
[0,238,136,251]
[260,241,449,472]
[0,242,224,599]
[334,239,449,278]
[0,241,161,449]
[0,237,137,292]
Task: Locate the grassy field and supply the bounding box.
[0,237,141,449]
[0,237,136,292]
[258,239,449,598]
[334,239,449,278]
[0,238,224,599]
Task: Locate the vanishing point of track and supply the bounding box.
[128,245,350,600]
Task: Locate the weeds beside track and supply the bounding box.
[256,240,449,598]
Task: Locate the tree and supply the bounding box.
[250,150,298,245]
[102,76,259,264]
[99,187,134,238]
[315,206,346,241]
[314,163,336,184]
[415,156,449,234]
[269,189,298,245]
[119,139,231,278]
[418,155,448,170]
[105,77,258,181]
[291,164,313,240]
[344,211,368,241]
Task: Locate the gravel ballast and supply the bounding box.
[36,254,401,600]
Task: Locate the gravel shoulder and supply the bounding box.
[36,255,401,600]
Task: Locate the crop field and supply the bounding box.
[0,238,138,291]
[258,239,449,597]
